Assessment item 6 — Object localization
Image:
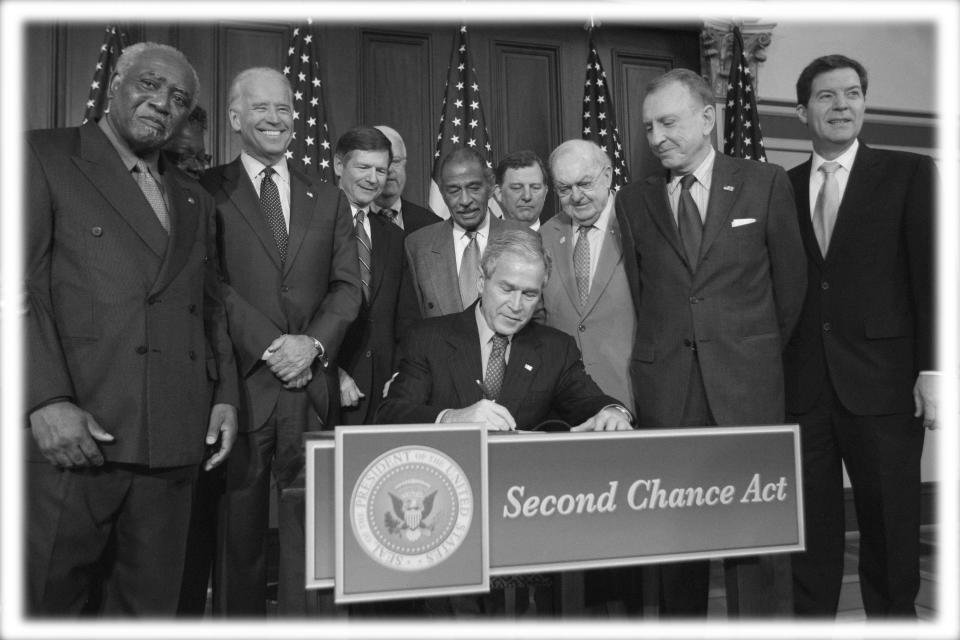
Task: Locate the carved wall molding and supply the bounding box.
[701,19,775,100]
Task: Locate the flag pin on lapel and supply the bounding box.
[307,191,314,199]
[559,236,565,244]
[524,363,533,372]
[187,196,195,204]
[723,185,735,191]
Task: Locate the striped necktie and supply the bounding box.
[132,160,170,233]
[355,209,372,302]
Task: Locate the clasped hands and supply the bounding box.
[440,399,633,432]
[263,334,318,389]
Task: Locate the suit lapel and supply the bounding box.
[700,154,740,262]
[790,159,823,266]
[498,326,540,417]
[641,175,687,266]
[221,159,284,271]
[828,143,882,261]
[429,219,462,315]
[74,123,169,258]
[544,216,581,312]
[151,172,200,295]
[446,307,484,405]
[368,211,391,302]
[285,168,317,274]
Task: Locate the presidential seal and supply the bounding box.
[350,445,473,571]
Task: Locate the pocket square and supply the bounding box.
[732,218,756,227]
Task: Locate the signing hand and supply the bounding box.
[263,334,317,382]
[338,368,365,407]
[203,403,238,471]
[913,373,940,430]
[571,407,634,432]
[29,401,114,468]
[441,400,517,431]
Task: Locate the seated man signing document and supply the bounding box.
[376,229,633,432]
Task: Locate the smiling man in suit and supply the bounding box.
[785,55,937,618]
[25,42,238,616]
[200,66,360,615]
[615,68,806,616]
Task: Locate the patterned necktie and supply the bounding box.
[573,225,593,306]
[378,208,403,229]
[484,334,509,401]
[813,161,841,257]
[677,174,703,270]
[459,231,480,308]
[260,167,288,263]
[355,209,372,303]
[132,160,170,233]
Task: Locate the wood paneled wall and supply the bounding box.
[25,20,700,207]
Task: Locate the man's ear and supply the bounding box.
[493,184,503,205]
[333,155,344,179]
[796,104,808,126]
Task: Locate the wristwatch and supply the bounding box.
[309,336,328,368]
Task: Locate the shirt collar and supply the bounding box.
[98,116,162,175]
[812,139,859,175]
[475,302,513,346]
[570,190,615,234]
[453,210,491,240]
[240,150,290,186]
[668,146,716,193]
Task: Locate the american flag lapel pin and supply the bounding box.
[187,196,195,204]
[524,363,533,372]
[723,185,735,192]
[306,191,315,198]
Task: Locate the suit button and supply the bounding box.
[427,302,435,309]
[188,304,197,314]
[91,226,103,237]
[823,322,832,332]
[578,324,586,332]
[365,350,372,358]
[821,281,830,290]
[188,351,197,360]
[280,286,290,293]
[689,296,699,304]
[135,346,148,355]
[147,295,159,304]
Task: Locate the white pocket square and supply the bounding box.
[731,218,756,227]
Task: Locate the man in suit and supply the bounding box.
[372,125,442,234]
[333,126,406,425]
[785,55,937,618]
[402,147,513,321]
[494,149,550,230]
[378,228,632,432]
[541,139,636,414]
[616,68,806,616]
[201,67,360,615]
[25,42,238,616]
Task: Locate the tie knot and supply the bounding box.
[381,208,399,220]
[466,230,478,240]
[133,159,150,175]
[577,224,593,237]
[262,166,275,178]
[356,208,367,224]
[491,334,508,350]
[680,174,697,191]
[819,161,840,176]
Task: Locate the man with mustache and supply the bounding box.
[25,42,238,616]
[200,66,360,615]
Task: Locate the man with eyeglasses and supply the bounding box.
[494,149,550,230]
[615,68,806,617]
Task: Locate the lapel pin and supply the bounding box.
[187,196,195,204]
[307,191,315,199]
[723,185,735,191]
[524,363,533,372]
[559,236,566,244]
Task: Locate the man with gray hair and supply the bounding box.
[26,42,238,615]
[372,125,441,234]
[201,66,360,615]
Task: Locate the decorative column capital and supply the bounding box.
[701,20,775,100]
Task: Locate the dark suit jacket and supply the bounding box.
[338,200,408,424]
[616,152,806,427]
[201,158,361,431]
[400,198,442,235]
[376,304,621,428]
[26,123,238,467]
[784,143,935,416]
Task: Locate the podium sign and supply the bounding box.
[306,424,803,601]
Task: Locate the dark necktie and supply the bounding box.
[813,161,840,256]
[132,160,170,233]
[355,209,372,303]
[459,231,480,308]
[573,225,593,306]
[377,207,403,229]
[677,174,703,270]
[484,334,509,401]
[260,167,288,263]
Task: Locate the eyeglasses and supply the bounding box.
[554,170,606,198]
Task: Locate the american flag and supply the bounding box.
[282,20,334,182]
[81,25,128,125]
[428,25,496,219]
[581,31,630,190]
[723,26,766,161]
